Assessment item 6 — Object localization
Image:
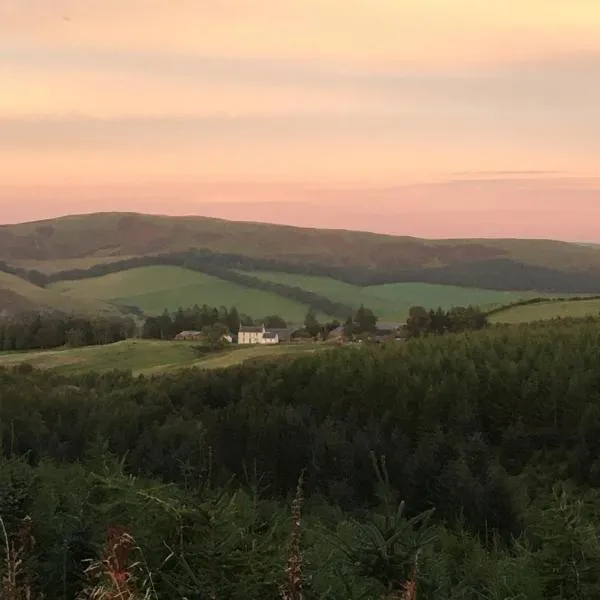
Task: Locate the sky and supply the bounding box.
[1,0,600,239]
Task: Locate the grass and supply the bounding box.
[489,298,600,324]
[240,271,538,320]
[0,339,323,376]
[49,266,314,323]
[0,271,110,314]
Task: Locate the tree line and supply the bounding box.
[0,311,136,351]
[405,304,488,337]
[0,301,492,353]
[141,304,290,340]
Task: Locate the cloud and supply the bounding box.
[1,0,599,191]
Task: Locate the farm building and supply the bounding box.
[238,324,283,345]
[175,330,233,343]
[268,328,295,342]
[174,330,203,341]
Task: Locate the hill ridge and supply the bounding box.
[0,210,589,246]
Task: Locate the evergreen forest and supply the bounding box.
[1,316,600,598]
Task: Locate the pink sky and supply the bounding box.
[1,1,600,240]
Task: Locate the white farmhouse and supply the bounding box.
[238,324,280,345]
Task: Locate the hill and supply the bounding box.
[2,212,600,320]
[49,266,317,322]
[0,338,322,375]
[3,212,600,284]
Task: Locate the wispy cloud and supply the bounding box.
[2,0,600,238]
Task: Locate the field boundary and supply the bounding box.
[486,294,600,318]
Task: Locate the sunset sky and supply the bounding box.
[1,0,599,239]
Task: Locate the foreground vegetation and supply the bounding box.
[2,317,600,597]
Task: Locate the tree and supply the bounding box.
[203,324,230,350]
[304,310,321,338]
[354,305,377,334]
[343,315,355,338]
[406,306,431,338]
[263,315,287,329]
[226,307,241,333]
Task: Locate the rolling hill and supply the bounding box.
[49,266,320,322]
[1,211,600,322]
[3,211,600,277]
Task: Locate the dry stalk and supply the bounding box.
[280,472,305,600]
[0,516,35,600]
[80,526,150,600]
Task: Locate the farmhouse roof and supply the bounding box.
[177,330,203,336]
[239,325,264,333]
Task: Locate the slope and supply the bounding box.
[0,339,322,375]
[239,271,536,320]
[3,212,600,278]
[0,271,111,315]
[49,266,317,323]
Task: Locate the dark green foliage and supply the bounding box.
[141,303,289,340]
[1,317,600,596]
[0,311,135,351]
[406,305,488,337]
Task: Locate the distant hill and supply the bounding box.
[1,212,599,320]
[2,211,600,274]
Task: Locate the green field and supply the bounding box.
[240,270,537,320]
[0,339,323,376]
[0,271,110,314]
[47,265,540,323]
[489,298,600,324]
[49,266,315,323]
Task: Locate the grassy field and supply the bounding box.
[489,298,600,324]
[49,266,315,323]
[241,270,537,320]
[47,265,540,323]
[0,271,111,314]
[0,339,323,376]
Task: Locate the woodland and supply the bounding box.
[1,316,600,597]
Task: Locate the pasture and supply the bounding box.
[240,270,536,320]
[489,298,600,324]
[0,339,323,376]
[49,266,314,323]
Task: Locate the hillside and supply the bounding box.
[1,212,600,321]
[238,270,536,319]
[0,270,112,315]
[49,266,317,322]
[3,212,600,279]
